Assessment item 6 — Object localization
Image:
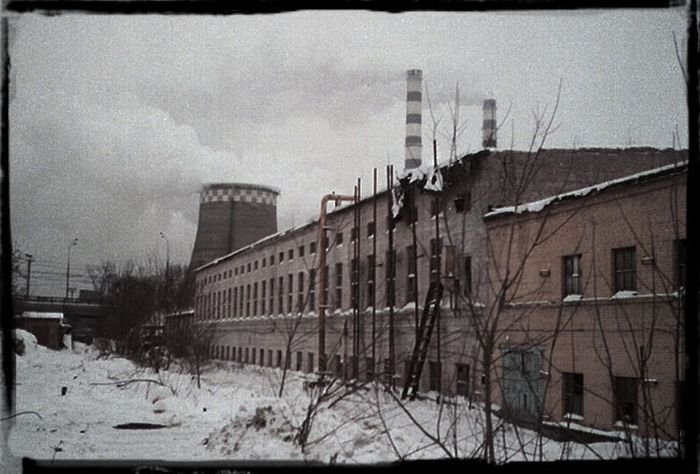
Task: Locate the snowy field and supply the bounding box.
[3,330,677,466]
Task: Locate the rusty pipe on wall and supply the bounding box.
[318,192,355,373]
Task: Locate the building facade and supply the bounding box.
[485,163,686,438]
[192,148,686,434]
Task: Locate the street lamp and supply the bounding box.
[24,253,34,298]
[160,232,170,280]
[65,238,78,299]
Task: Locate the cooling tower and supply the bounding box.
[405,69,423,171]
[189,183,279,269]
[482,98,497,149]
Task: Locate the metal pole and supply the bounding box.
[65,238,78,299]
[433,137,442,398]
[160,232,170,280]
[25,253,33,298]
[387,165,396,389]
[372,168,377,379]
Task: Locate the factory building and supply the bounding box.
[485,162,686,438]
[191,147,685,422]
[187,70,686,437]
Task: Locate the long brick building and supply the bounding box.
[190,147,686,436]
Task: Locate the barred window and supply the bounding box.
[562,372,584,417]
[563,255,582,296]
[613,247,636,292]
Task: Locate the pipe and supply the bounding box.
[318,192,355,373]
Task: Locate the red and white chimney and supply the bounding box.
[482,98,497,149]
[405,69,422,171]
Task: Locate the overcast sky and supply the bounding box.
[9,9,688,296]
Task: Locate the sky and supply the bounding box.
[8,8,689,296]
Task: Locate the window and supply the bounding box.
[278,276,284,314]
[454,192,471,213]
[268,349,273,367]
[269,278,275,315]
[270,254,275,265]
[246,284,251,317]
[562,372,584,417]
[367,221,375,238]
[262,257,266,268]
[614,376,639,424]
[386,214,396,231]
[286,274,293,313]
[385,250,396,307]
[407,245,417,304]
[335,263,343,309]
[456,363,470,396]
[365,357,374,381]
[216,292,221,319]
[366,255,375,308]
[252,282,258,316]
[676,239,687,288]
[251,348,256,365]
[613,247,636,292]
[310,241,317,254]
[296,351,303,371]
[307,352,315,373]
[261,281,266,314]
[464,256,472,299]
[254,260,258,271]
[238,347,242,362]
[299,245,305,258]
[227,288,232,318]
[309,269,316,311]
[429,361,441,391]
[245,347,249,363]
[279,251,284,263]
[259,348,264,366]
[351,226,358,242]
[297,271,305,312]
[239,285,244,316]
[563,255,582,296]
[288,249,294,260]
[336,232,344,246]
[234,267,238,276]
[276,350,283,368]
[247,262,251,273]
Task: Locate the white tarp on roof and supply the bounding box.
[21,311,64,319]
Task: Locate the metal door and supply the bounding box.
[501,348,544,420]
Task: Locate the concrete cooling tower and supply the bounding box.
[189,183,279,269]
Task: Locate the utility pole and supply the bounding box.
[24,253,34,298]
[65,238,78,300]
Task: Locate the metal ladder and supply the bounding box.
[401,282,443,400]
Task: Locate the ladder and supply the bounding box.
[401,282,443,400]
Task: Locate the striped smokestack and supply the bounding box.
[482,98,497,149]
[404,69,422,171]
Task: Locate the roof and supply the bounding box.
[20,311,64,320]
[484,161,688,220]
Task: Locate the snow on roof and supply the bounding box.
[484,161,687,219]
[20,311,64,319]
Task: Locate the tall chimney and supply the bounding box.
[405,69,422,171]
[482,98,497,149]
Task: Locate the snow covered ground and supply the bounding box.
[2,330,677,466]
